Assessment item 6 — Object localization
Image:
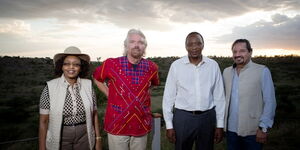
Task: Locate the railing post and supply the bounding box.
[152,113,162,150]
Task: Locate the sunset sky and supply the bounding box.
[0,0,300,61]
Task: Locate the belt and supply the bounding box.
[64,121,86,126]
[176,108,210,115]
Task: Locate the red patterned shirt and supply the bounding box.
[93,56,159,136]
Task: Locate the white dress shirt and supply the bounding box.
[163,56,226,129]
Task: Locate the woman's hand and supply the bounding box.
[95,137,102,150]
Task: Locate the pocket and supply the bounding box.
[45,130,52,148]
[249,113,257,119]
[247,113,260,132]
[46,130,51,141]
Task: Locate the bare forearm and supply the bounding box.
[93,110,101,137]
[93,110,102,150]
[93,78,108,97]
[39,115,49,150]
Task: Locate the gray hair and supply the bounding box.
[123,29,147,56]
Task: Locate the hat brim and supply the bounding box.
[53,53,90,66]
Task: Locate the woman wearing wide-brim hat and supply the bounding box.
[38,46,102,150]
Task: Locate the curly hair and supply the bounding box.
[54,55,90,78]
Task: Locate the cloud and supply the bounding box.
[1,0,300,57]
[0,20,31,34]
[217,14,300,50]
[0,0,99,22]
[1,0,299,30]
[0,19,60,54]
[0,20,32,53]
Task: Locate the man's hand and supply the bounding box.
[256,129,267,144]
[214,128,223,144]
[166,129,176,143]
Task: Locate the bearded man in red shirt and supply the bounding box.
[93,29,160,150]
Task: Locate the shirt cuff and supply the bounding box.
[165,121,173,129]
[259,122,268,128]
[39,108,49,115]
[217,119,224,128]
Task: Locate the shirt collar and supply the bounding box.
[183,55,206,66]
[61,74,81,89]
[124,56,144,65]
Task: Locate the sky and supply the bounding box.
[0,0,300,61]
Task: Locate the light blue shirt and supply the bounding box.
[228,67,276,132]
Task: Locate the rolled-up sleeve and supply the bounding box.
[93,59,110,82]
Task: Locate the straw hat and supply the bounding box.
[53,46,90,65]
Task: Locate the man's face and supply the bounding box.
[232,42,252,66]
[186,34,204,59]
[126,34,146,59]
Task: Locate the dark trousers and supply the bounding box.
[226,131,262,150]
[60,124,90,150]
[173,108,216,150]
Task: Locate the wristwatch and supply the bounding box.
[259,126,268,133]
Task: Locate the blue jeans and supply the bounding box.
[226,131,262,150]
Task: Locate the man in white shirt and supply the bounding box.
[162,32,226,150]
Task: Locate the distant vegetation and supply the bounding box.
[0,55,299,150]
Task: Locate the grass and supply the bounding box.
[1,56,299,150]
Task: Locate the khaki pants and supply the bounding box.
[60,124,90,150]
[108,133,148,150]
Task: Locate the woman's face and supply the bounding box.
[62,55,81,81]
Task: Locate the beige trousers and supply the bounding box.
[60,124,90,150]
[107,133,148,150]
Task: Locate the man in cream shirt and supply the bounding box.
[223,39,276,150]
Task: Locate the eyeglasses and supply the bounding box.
[63,62,81,67]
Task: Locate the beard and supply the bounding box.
[234,56,243,64]
[129,48,144,58]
